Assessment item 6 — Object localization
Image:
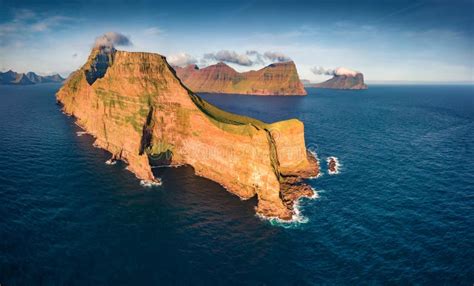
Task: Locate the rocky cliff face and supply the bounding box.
[0,70,64,85]
[56,48,319,220]
[313,73,368,90]
[174,61,307,96]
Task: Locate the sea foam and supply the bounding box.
[257,188,320,228]
[140,180,162,187]
[308,150,323,179]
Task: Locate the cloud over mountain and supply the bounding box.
[167,53,197,67]
[203,50,254,66]
[202,50,291,66]
[311,66,359,76]
[263,51,291,62]
[93,32,132,49]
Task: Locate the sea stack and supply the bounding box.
[314,67,368,90]
[173,61,307,96]
[56,47,319,220]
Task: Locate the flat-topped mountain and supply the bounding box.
[0,70,64,85]
[173,61,307,96]
[313,67,368,90]
[56,47,319,220]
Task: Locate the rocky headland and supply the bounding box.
[56,46,319,220]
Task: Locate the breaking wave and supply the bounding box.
[308,150,323,179]
[257,188,320,228]
[140,180,162,187]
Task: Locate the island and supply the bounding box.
[313,67,368,90]
[0,70,64,85]
[173,61,307,96]
[56,46,320,220]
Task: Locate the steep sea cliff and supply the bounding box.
[56,47,318,219]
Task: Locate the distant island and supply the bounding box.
[0,70,64,85]
[173,61,307,96]
[300,79,312,87]
[56,44,319,220]
[311,67,368,90]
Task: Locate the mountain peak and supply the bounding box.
[1,69,64,85]
[175,61,306,96]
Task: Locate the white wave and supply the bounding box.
[327,156,341,175]
[76,131,87,137]
[308,150,323,179]
[105,159,116,165]
[257,188,320,228]
[140,180,162,187]
[308,172,323,179]
[150,163,185,169]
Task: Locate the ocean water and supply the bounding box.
[0,83,473,285]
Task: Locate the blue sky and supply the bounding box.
[0,0,472,83]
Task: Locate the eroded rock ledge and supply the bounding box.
[56,47,319,220]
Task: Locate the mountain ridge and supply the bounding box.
[0,70,64,85]
[173,61,307,96]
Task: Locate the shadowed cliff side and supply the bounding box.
[56,47,319,220]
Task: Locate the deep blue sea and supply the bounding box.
[0,83,473,285]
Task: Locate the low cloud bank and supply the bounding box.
[203,50,254,66]
[311,66,359,76]
[263,51,291,62]
[167,53,198,67]
[203,50,292,66]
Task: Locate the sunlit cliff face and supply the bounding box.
[56,45,319,220]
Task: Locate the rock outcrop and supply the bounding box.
[0,70,64,85]
[173,61,307,96]
[313,72,367,90]
[56,47,319,220]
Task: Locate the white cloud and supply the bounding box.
[334,67,358,76]
[311,66,359,76]
[263,51,291,62]
[200,50,292,66]
[0,10,77,45]
[93,32,132,49]
[203,50,253,66]
[167,53,197,67]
